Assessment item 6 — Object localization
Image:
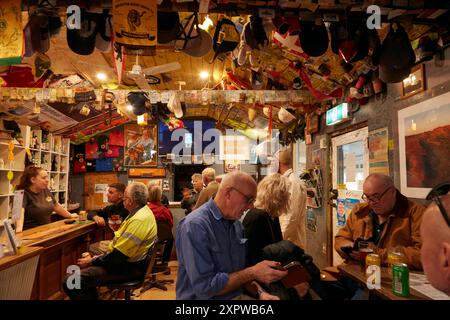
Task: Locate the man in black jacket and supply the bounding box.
[88,183,129,226]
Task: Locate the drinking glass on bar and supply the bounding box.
[358,241,374,271]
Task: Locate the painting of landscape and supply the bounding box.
[398,91,450,198]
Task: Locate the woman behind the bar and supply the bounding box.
[16,166,77,230]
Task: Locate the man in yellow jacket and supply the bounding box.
[63,182,157,300]
[335,174,425,270]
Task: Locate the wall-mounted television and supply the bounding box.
[158,120,218,156]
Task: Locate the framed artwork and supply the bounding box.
[401,64,425,99]
[124,124,158,166]
[306,113,319,134]
[224,159,241,173]
[398,91,450,198]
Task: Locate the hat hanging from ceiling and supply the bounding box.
[379,22,416,83]
[95,10,112,52]
[67,9,98,55]
[278,107,296,124]
[157,11,182,44]
[175,12,213,58]
[299,17,329,57]
[211,17,240,62]
[330,20,369,63]
[183,29,213,57]
[272,16,300,36]
[245,15,269,50]
[127,91,149,116]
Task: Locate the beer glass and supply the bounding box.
[387,247,406,277]
[358,241,374,271]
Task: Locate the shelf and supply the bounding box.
[0,194,14,197]
[0,142,26,148]
[0,168,25,172]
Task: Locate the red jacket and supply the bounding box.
[148,202,173,226]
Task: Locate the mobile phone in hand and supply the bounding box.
[341,246,353,255]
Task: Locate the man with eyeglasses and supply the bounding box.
[335,173,425,270]
[176,171,288,300]
[420,182,450,295]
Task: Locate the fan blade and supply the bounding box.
[141,62,181,75]
[128,73,151,90]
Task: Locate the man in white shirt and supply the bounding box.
[276,147,307,250]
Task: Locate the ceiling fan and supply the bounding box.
[126,55,182,89]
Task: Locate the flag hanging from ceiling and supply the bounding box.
[0,0,23,66]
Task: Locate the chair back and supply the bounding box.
[142,237,163,280]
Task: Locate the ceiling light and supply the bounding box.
[198,15,214,31]
[96,72,107,81]
[199,71,209,79]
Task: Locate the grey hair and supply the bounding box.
[191,173,202,181]
[202,167,216,181]
[128,182,149,206]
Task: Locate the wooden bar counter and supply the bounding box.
[0,246,43,299]
[13,219,109,300]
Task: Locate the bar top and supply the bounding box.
[338,263,430,300]
[0,246,43,272]
[17,219,96,247]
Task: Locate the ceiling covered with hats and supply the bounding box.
[1,0,450,143]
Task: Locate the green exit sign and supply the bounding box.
[326,103,350,126]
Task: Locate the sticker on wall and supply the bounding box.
[336,198,346,227]
[306,208,317,232]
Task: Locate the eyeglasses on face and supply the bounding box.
[362,186,392,203]
[426,182,450,228]
[230,187,255,205]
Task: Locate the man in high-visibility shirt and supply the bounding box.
[63,182,157,300]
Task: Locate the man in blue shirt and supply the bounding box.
[176,171,287,300]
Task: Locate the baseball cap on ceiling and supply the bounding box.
[211,17,240,62]
[157,11,182,44]
[175,12,212,58]
[330,20,369,63]
[67,9,98,55]
[299,20,329,57]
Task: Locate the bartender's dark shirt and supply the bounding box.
[23,188,57,230]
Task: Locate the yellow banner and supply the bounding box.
[112,0,157,47]
[0,0,22,66]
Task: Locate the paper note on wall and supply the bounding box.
[12,190,24,221]
[95,184,109,203]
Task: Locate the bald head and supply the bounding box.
[362,174,397,217]
[215,171,257,220]
[219,171,257,192]
[420,194,450,294]
[364,174,394,190]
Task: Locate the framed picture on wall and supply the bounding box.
[398,91,450,198]
[224,159,241,173]
[124,124,158,166]
[306,113,319,134]
[401,64,425,99]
